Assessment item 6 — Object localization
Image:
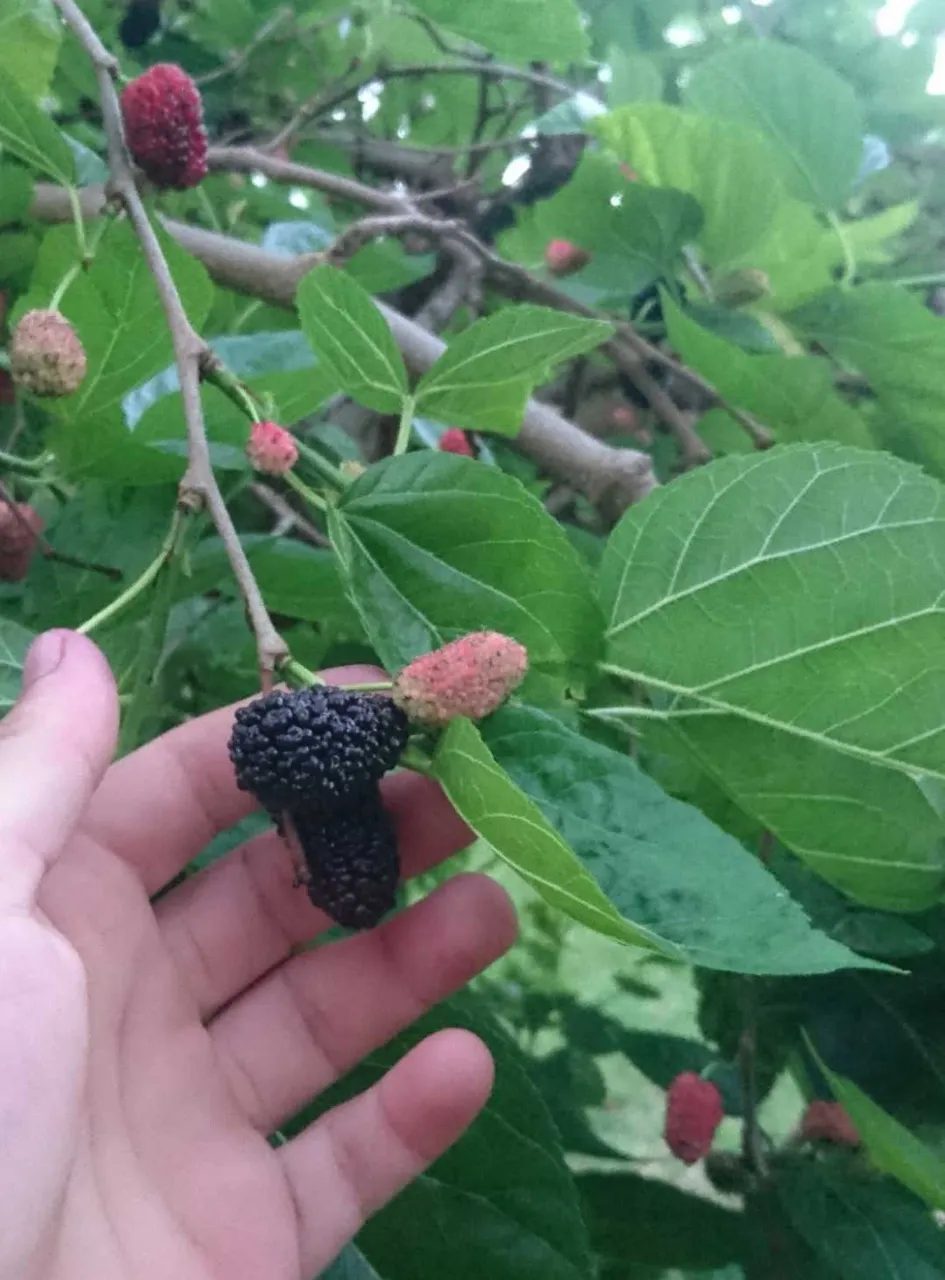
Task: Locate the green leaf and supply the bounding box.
[0,163,33,225]
[662,293,873,449]
[526,153,703,303]
[0,0,61,98]
[684,42,864,211]
[0,63,74,184]
[579,1173,748,1273]
[330,452,602,675]
[607,48,663,106]
[777,1162,945,1278]
[433,716,654,951]
[296,264,408,413]
[789,284,945,482]
[724,199,917,313]
[414,306,614,436]
[478,703,877,974]
[311,994,594,1280]
[408,0,589,63]
[593,103,784,266]
[814,1053,945,1211]
[0,617,33,713]
[321,1245,384,1280]
[599,444,945,912]
[23,221,213,481]
[185,537,360,632]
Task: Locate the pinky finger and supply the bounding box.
[279,1029,494,1277]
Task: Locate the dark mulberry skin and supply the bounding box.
[292,792,400,930]
[228,686,409,813]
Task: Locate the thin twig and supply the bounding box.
[206,145,405,211]
[250,483,329,547]
[270,57,585,147]
[53,0,288,677]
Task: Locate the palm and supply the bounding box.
[0,640,515,1280]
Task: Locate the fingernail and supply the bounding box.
[23,630,69,690]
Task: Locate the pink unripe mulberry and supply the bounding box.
[800,1101,860,1148]
[0,503,44,582]
[545,239,591,277]
[439,428,474,457]
[10,309,86,398]
[120,63,209,190]
[392,631,528,728]
[246,420,298,476]
[664,1073,724,1165]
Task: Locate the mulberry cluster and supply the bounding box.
[0,503,43,582]
[393,631,528,728]
[664,1072,724,1165]
[246,420,298,476]
[10,309,86,398]
[228,686,409,930]
[120,63,208,190]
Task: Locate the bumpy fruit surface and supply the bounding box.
[393,631,528,728]
[545,239,591,277]
[10,310,86,397]
[293,790,399,930]
[120,63,208,190]
[0,503,44,582]
[439,428,474,457]
[800,1101,860,1148]
[664,1072,724,1165]
[228,686,409,813]
[246,420,298,475]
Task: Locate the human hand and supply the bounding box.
[0,631,516,1280]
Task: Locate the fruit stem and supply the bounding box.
[295,439,349,492]
[393,394,416,456]
[399,740,434,776]
[48,262,82,313]
[280,657,325,687]
[340,680,393,693]
[76,507,187,636]
[283,468,329,513]
[0,448,51,475]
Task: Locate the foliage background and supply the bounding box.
[7,0,945,1277]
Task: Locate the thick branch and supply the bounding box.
[51,0,288,675]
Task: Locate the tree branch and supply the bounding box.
[51,0,288,676]
[32,182,658,515]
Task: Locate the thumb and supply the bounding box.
[0,630,118,908]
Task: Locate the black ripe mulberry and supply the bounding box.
[228,686,409,813]
[293,792,400,930]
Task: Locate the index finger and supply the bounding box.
[84,668,472,894]
[0,630,118,908]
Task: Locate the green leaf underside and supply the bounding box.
[0,0,62,99]
[813,1048,945,1211]
[778,1162,945,1279]
[475,704,877,974]
[331,452,601,675]
[0,617,34,713]
[790,284,945,483]
[312,996,594,1280]
[414,305,614,434]
[0,63,74,184]
[297,265,408,413]
[662,293,873,450]
[593,103,784,266]
[684,42,863,211]
[408,0,589,64]
[600,443,945,911]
